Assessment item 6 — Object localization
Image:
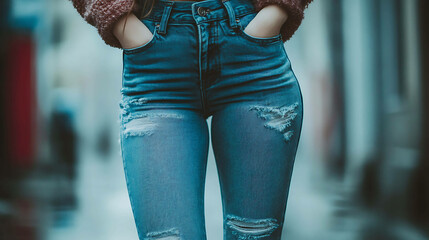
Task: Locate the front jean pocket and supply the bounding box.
[236,12,283,45]
[122,19,159,55]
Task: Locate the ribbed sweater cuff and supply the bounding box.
[91,0,137,49]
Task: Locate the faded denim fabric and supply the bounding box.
[118,0,304,239]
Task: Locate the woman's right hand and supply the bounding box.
[113,13,153,49]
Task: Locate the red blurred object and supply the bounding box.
[5,34,37,168]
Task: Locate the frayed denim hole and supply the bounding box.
[226,214,279,239]
[145,227,181,240]
[248,101,300,142]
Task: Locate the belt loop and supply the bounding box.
[158,1,174,35]
[221,0,239,29]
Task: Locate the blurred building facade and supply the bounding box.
[0,0,428,239]
[288,0,429,238]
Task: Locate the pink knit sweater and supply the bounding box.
[69,0,313,49]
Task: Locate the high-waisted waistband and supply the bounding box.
[142,0,257,24]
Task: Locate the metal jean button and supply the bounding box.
[197,7,210,16]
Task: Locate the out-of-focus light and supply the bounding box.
[9,0,43,30]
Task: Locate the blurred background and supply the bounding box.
[0,0,428,239]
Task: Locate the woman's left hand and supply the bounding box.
[244,5,288,38]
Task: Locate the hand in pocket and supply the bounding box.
[243,5,288,38]
[113,13,154,49]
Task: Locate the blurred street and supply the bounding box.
[1,0,429,239]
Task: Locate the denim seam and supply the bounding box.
[120,135,143,239]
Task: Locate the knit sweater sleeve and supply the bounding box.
[69,0,139,49]
[252,0,313,42]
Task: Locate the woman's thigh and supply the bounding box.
[208,11,304,239]
[119,108,210,239]
[208,23,303,236]
[210,87,303,239]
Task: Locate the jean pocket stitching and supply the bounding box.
[238,28,282,45]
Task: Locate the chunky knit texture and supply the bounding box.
[69,0,313,49]
[252,0,313,43]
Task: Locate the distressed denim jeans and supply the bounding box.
[118,0,304,239]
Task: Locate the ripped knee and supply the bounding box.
[226,214,280,239]
[144,227,181,240]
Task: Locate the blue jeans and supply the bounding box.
[119,0,304,238]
